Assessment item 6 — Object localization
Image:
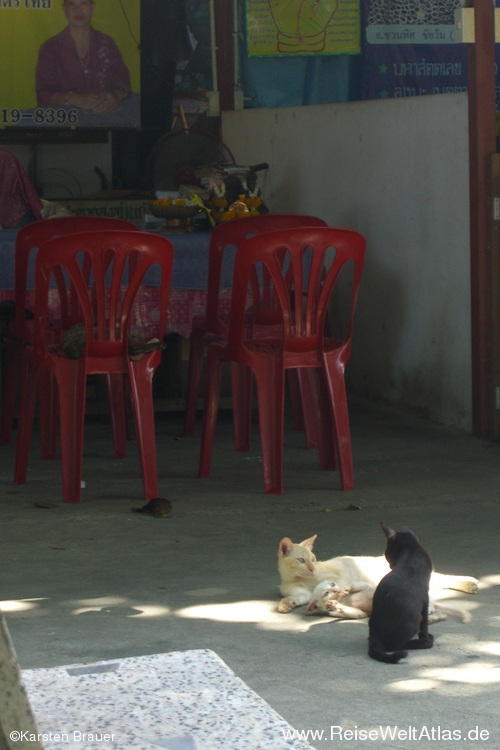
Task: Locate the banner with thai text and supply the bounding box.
[363,0,500,107]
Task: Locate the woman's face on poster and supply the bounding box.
[63,0,94,28]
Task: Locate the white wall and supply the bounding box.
[7,141,112,198]
[222,93,472,430]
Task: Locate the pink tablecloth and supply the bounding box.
[133,287,233,339]
[0,287,232,340]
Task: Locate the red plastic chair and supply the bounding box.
[198,225,366,493]
[13,230,174,504]
[0,216,138,452]
[183,213,328,445]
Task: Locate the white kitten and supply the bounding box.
[306,578,471,623]
[306,580,374,619]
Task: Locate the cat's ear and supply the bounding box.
[279,537,294,557]
[380,522,396,540]
[400,523,417,538]
[299,534,317,550]
[305,599,319,614]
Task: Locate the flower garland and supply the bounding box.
[153,197,197,207]
[220,195,260,223]
[153,175,266,226]
[205,177,264,223]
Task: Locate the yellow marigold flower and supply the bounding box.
[246,197,261,208]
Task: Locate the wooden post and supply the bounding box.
[467,1,497,437]
[213,0,235,111]
[489,154,500,436]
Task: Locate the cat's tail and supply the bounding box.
[368,637,408,664]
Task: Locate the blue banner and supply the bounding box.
[363,0,500,107]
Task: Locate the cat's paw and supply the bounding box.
[340,588,351,598]
[278,597,297,613]
[428,612,447,624]
[457,578,479,595]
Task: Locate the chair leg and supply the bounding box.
[296,369,322,450]
[13,360,39,485]
[106,373,127,458]
[128,359,158,500]
[57,360,87,503]
[285,369,320,449]
[38,370,58,460]
[123,376,133,441]
[315,379,338,471]
[287,369,305,431]
[254,358,285,494]
[0,336,23,445]
[198,345,225,478]
[321,359,354,490]
[184,328,206,436]
[230,363,253,452]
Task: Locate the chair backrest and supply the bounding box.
[14,216,138,341]
[226,226,366,357]
[32,230,174,361]
[206,214,328,334]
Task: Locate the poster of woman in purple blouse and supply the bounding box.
[0,0,140,130]
[35,0,139,127]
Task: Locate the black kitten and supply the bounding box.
[368,522,434,664]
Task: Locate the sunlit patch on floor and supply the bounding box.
[0,598,47,613]
[421,664,500,684]
[478,574,500,589]
[470,641,500,657]
[387,678,440,692]
[175,599,278,623]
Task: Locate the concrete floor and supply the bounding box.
[1,396,499,749]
